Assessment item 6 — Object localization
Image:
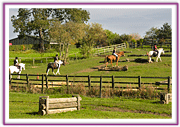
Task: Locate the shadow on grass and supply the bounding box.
[26,112,39,115]
[151,101,164,104]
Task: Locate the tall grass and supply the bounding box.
[10,83,162,99]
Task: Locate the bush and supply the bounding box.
[10,83,161,99]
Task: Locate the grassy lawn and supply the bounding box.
[9,47,172,119]
[9,92,171,119]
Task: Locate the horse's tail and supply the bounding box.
[104,55,109,63]
[104,56,107,63]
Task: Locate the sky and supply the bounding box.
[9,8,172,40]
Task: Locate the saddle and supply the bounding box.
[53,62,59,68]
[153,51,158,57]
[15,65,21,71]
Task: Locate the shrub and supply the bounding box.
[10,83,162,99]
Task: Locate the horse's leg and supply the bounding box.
[116,58,119,66]
[52,68,56,75]
[148,56,152,63]
[56,68,60,75]
[156,56,158,62]
[46,68,49,75]
[106,62,108,67]
[17,71,21,79]
[111,60,113,67]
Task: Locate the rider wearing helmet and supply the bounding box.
[14,57,19,66]
[112,47,118,61]
[152,44,158,56]
[54,54,59,68]
[14,57,21,70]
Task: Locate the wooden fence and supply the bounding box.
[9,74,172,97]
[93,43,126,55]
[128,41,172,52]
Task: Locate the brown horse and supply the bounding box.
[104,51,125,67]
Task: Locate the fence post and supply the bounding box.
[9,73,12,88]
[75,53,77,60]
[33,58,35,66]
[112,75,115,89]
[88,75,91,90]
[170,44,172,52]
[26,74,29,88]
[19,58,21,63]
[168,76,171,93]
[66,75,69,94]
[42,74,44,94]
[100,76,102,98]
[138,76,141,89]
[45,75,48,88]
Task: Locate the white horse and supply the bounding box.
[147,48,165,63]
[9,63,25,79]
[46,60,64,75]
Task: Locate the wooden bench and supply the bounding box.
[38,95,82,115]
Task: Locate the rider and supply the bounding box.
[112,47,118,61]
[54,54,59,68]
[14,57,21,70]
[152,44,158,56]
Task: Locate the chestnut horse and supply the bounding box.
[104,51,125,67]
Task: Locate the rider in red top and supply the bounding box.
[153,44,158,56]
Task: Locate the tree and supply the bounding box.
[49,21,86,62]
[11,8,90,52]
[105,30,119,45]
[80,23,107,58]
[145,27,159,39]
[145,23,172,41]
[119,34,132,43]
[130,33,142,41]
[157,23,172,40]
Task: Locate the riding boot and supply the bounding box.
[116,57,118,62]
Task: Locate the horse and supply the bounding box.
[9,63,25,79]
[46,60,65,75]
[147,48,165,63]
[104,51,125,67]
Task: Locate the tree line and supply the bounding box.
[11,8,172,61]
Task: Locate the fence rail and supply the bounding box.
[93,43,126,55]
[9,73,172,97]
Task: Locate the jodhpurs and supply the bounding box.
[113,53,118,57]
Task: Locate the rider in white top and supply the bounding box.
[112,47,118,61]
[14,57,21,71]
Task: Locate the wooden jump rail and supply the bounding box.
[38,95,82,115]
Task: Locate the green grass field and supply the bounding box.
[9,92,171,119]
[9,47,172,119]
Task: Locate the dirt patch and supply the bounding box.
[90,106,171,117]
[70,64,106,74]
